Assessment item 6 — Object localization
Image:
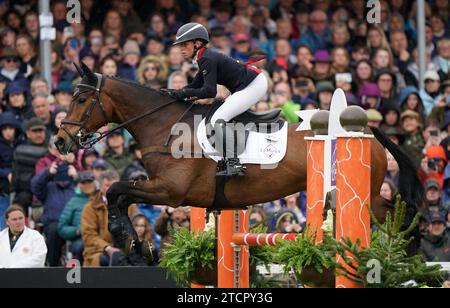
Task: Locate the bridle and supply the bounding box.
[60,73,110,149]
[60,73,193,150]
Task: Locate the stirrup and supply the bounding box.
[216,158,246,177]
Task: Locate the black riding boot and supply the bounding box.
[214,120,247,177]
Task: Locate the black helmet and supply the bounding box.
[173,23,209,46]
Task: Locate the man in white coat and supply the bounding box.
[0,205,47,268]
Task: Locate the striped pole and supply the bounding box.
[232,233,297,246]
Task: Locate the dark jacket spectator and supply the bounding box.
[12,117,48,209]
[0,112,22,195]
[419,211,450,262]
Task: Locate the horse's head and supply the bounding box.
[55,62,112,154]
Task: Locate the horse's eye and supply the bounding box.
[79,98,87,104]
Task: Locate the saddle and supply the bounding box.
[203,100,283,157]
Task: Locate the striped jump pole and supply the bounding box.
[232,233,297,246]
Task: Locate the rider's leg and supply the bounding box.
[211,73,268,177]
[210,73,268,127]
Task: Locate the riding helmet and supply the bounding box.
[173,22,209,46]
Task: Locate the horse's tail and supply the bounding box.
[370,127,422,221]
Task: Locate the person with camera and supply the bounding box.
[420,145,447,189]
[30,159,76,266]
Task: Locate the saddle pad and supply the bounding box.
[196,119,288,164]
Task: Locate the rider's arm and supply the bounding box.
[182,57,218,99]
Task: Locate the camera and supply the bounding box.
[109,48,119,55]
[427,157,441,171]
[430,130,439,137]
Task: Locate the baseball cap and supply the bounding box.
[78,171,95,182]
[424,178,440,191]
[92,158,107,170]
[429,210,446,224]
[424,70,440,82]
[24,117,46,131]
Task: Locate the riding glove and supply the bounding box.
[162,88,186,101]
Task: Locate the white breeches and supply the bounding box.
[210,73,268,126]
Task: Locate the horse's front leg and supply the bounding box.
[106,179,175,256]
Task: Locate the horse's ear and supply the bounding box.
[80,61,97,85]
[73,62,84,77]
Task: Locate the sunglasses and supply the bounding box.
[4,57,17,63]
[145,66,158,72]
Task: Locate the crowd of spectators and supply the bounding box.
[0,0,449,269]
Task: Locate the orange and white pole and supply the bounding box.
[335,106,371,288]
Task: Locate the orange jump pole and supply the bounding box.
[335,106,371,288]
[190,207,206,288]
[217,210,249,288]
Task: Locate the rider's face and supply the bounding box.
[179,41,195,60]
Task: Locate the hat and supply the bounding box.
[425,145,447,162]
[1,47,19,60]
[6,82,27,96]
[123,40,141,56]
[24,117,46,131]
[375,68,396,85]
[232,32,249,43]
[302,98,318,109]
[210,26,226,37]
[359,83,380,98]
[315,81,335,94]
[54,81,73,94]
[79,47,96,61]
[78,171,95,182]
[429,210,446,224]
[82,148,99,159]
[311,50,331,63]
[424,178,440,191]
[424,70,440,82]
[384,127,404,143]
[399,110,420,122]
[366,109,383,122]
[92,158,107,170]
[0,111,21,131]
[128,170,148,181]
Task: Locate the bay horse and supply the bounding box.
[55,63,421,255]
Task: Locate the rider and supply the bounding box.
[166,23,269,177]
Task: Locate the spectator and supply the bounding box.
[154,206,190,258]
[399,110,424,168]
[137,55,168,88]
[380,99,401,132]
[419,210,450,262]
[433,38,450,82]
[296,10,331,52]
[130,213,158,265]
[270,81,299,123]
[58,171,97,263]
[367,109,383,128]
[358,82,381,109]
[99,55,118,77]
[53,81,73,108]
[81,170,137,266]
[284,193,306,227]
[249,207,267,227]
[15,33,38,79]
[12,117,48,212]
[380,179,398,205]
[0,47,27,86]
[315,81,334,111]
[91,158,108,181]
[118,40,141,81]
[399,85,426,123]
[420,70,442,115]
[420,145,447,188]
[354,59,374,92]
[35,135,79,176]
[122,141,146,181]
[103,130,135,178]
[31,160,76,266]
[0,112,22,229]
[167,70,188,90]
[0,205,47,268]
[311,49,333,83]
[442,164,450,209]
[275,209,302,233]
[80,148,99,171]
[5,81,30,122]
[375,68,397,101]
[27,93,56,134]
[331,47,350,73]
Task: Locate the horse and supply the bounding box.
[55,63,422,255]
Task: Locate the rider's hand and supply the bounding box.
[161,88,186,101]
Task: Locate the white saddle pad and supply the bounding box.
[196,119,288,164]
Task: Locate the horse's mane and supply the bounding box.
[107,76,163,94]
